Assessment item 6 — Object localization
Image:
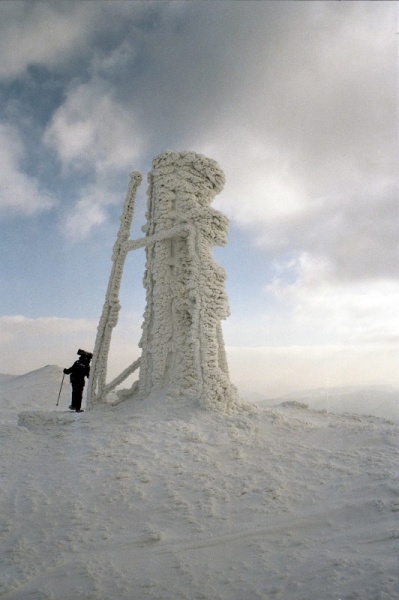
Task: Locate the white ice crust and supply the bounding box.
[88,151,247,413]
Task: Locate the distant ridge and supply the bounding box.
[0,364,63,380]
[259,384,399,422]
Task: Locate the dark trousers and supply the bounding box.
[71,384,84,411]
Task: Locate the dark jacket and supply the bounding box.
[64,360,90,387]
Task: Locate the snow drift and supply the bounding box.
[0,366,398,599]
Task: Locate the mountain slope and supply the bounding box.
[0,365,72,424]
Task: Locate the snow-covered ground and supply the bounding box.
[1,365,398,599]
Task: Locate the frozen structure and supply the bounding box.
[88,151,244,413]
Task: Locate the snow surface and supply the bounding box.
[1,365,398,599]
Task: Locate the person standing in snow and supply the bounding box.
[63,350,92,412]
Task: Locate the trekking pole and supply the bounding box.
[56,373,65,406]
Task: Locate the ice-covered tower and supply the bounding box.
[138,151,241,411]
[88,151,244,413]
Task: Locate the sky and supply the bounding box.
[0,0,397,399]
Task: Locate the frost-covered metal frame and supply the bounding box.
[88,151,243,412]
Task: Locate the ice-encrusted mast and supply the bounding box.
[88,151,244,413]
[138,151,242,411]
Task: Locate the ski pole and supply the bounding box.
[56,373,65,406]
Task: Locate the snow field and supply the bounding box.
[0,370,398,599]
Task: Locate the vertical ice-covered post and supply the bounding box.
[137,151,241,412]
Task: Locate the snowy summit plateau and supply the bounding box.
[0,365,398,599]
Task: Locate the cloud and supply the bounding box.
[0,1,150,79]
[0,0,397,410]
[200,130,397,287]
[44,80,145,174]
[0,315,96,374]
[44,79,145,239]
[227,343,399,400]
[8,0,394,268]
[61,180,120,240]
[188,2,397,285]
[0,2,92,79]
[0,313,142,379]
[0,1,396,389]
[266,252,399,347]
[0,122,55,216]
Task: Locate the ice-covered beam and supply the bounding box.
[88,151,245,413]
[87,172,142,408]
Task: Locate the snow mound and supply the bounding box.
[18,410,80,429]
[0,365,72,424]
[279,400,309,409]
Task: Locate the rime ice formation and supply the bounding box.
[88,151,244,413]
[138,151,242,411]
[88,172,142,409]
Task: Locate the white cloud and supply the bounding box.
[62,178,124,240]
[44,80,145,239]
[0,2,147,79]
[0,123,54,216]
[0,313,142,382]
[192,2,397,284]
[266,252,399,347]
[0,315,96,374]
[4,0,394,265]
[63,191,109,240]
[199,124,397,287]
[199,135,308,226]
[1,1,396,397]
[0,2,93,78]
[227,343,399,400]
[219,245,398,398]
[44,81,144,174]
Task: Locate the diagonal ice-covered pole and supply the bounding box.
[87,172,142,408]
